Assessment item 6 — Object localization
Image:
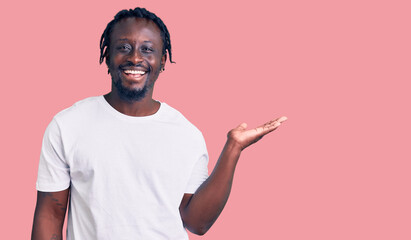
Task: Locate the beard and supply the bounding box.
[111,70,154,102]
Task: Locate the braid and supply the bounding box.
[99,7,174,65]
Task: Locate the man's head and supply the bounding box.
[100,8,173,102]
[100,7,173,65]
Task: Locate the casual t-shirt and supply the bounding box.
[36,96,209,240]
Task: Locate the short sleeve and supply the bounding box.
[36,118,71,192]
[184,153,209,194]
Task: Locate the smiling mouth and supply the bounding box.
[123,69,146,75]
[122,69,147,79]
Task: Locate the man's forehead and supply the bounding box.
[108,17,164,50]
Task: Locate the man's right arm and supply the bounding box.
[31,189,70,240]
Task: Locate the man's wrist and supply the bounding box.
[225,137,243,154]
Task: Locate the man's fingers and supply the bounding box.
[259,116,288,133]
[277,116,288,123]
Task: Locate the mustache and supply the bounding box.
[119,62,152,72]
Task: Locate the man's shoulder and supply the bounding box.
[160,103,203,136]
[53,96,102,122]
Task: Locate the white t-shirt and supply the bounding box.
[36,96,209,240]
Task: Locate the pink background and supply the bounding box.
[1,0,410,239]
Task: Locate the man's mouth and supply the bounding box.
[123,69,146,75]
[122,69,147,79]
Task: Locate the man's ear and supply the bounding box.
[105,53,111,74]
[161,53,167,69]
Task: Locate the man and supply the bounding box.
[32,7,287,240]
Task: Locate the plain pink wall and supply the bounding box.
[1,0,410,239]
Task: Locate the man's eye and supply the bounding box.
[116,45,131,52]
[141,47,153,53]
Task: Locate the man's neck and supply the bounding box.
[104,92,160,117]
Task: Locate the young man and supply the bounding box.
[32,7,287,240]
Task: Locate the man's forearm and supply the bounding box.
[181,138,242,235]
[31,214,64,240]
[32,190,69,240]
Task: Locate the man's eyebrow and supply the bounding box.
[114,39,153,44]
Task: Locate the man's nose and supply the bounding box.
[128,49,143,64]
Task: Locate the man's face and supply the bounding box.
[107,17,166,102]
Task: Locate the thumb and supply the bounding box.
[236,122,248,130]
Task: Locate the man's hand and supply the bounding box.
[228,116,288,150]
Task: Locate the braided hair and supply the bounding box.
[99,7,174,65]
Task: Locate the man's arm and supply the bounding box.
[32,189,70,240]
[179,116,287,235]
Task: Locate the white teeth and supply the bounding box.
[124,70,145,75]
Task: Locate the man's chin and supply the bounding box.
[115,81,148,102]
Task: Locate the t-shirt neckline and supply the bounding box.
[98,95,164,122]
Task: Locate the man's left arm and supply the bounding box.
[179,116,287,235]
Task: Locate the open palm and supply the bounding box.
[228,116,287,150]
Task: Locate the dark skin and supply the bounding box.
[31,190,69,240]
[104,18,166,117]
[31,17,287,238]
